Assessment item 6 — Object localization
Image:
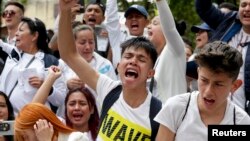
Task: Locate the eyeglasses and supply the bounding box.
[2,10,16,18]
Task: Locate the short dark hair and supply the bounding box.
[86,0,106,15]
[4,1,25,13]
[120,37,158,68]
[195,41,242,80]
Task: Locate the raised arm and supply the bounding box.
[50,4,82,52]
[0,39,18,55]
[195,0,226,30]
[156,0,184,55]
[32,66,61,103]
[153,0,187,102]
[58,0,99,90]
[105,0,122,69]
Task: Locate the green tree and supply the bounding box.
[20,0,28,5]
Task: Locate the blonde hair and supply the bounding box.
[15,103,74,141]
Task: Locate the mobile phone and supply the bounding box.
[77,0,85,13]
[0,120,15,135]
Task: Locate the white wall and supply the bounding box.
[25,0,58,30]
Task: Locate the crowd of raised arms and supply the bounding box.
[0,0,250,141]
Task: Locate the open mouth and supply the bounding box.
[196,37,202,42]
[72,113,83,120]
[88,17,96,23]
[242,12,250,20]
[125,69,138,79]
[243,13,250,18]
[15,39,20,45]
[204,97,215,105]
[131,24,139,30]
[147,31,153,36]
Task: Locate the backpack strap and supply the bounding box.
[43,53,59,113]
[98,85,162,140]
[176,93,192,132]
[43,54,59,68]
[149,76,155,93]
[149,96,162,141]
[99,85,122,129]
[182,93,191,121]
[244,43,250,115]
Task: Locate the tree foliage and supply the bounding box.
[19,0,28,5]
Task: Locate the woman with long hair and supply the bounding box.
[14,103,88,141]
[0,91,14,141]
[32,66,99,141]
[64,88,99,141]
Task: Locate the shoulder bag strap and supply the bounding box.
[8,56,35,98]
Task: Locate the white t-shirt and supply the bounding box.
[145,0,186,102]
[96,74,152,141]
[154,91,250,141]
[58,117,95,141]
[228,28,250,109]
[105,0,148,70]
[58,132,89,141]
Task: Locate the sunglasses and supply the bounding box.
[2,10,16,18]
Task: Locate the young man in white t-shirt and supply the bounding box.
[154,41,250,141]
[105,0,150,70]
[58,1,161,140]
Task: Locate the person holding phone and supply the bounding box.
[82,0,112,59]
[0,91,14,141]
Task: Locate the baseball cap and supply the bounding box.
[191,23,211,33]
[124,4,148,18]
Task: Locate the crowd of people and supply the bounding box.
[0,0,250,141]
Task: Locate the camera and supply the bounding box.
[0,121,15,135]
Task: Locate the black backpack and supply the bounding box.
[98,85,162,141]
